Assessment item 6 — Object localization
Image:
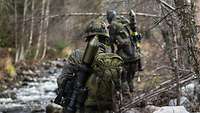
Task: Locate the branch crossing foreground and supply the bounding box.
[120,72,197,112]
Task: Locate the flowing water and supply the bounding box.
[0,63,62,113]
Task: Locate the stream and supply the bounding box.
[0,61,63,113]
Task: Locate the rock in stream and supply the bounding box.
[0,60,63,113]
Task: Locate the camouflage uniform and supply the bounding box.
[107,10,141,94]
[56,20,123,113]
[128,10,143,72]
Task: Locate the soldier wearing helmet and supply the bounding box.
[56,20,110,91]
[55,19,123,113]
[128,9,143,72]
[107,10,143,96]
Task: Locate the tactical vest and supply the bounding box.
[58,49,123,111]
[85,53,123,110]
[109,18,138,62]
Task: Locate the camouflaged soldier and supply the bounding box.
[128,9,143,71]
[55,19,123,113]
[107,10,143,95]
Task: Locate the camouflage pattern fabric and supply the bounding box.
[85,53,123,110]
[57,49,123,113]
[108,16,142,95]
[108,17,137,62]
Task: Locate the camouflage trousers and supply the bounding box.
[121,61,137,94]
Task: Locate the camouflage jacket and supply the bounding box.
[108,17,140,62]
[57,48,123,110]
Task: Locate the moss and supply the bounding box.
[0,49,16,80]
[5,62,16,78]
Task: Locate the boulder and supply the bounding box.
[169,96,192,110]
[182,82,195,97]
[125,108,141,113]
[46,103,62,113]
[56,63,64,68]
[145,105,161,113]
[0,91,17,99]
[153,106,189,113]
[48,67,57,74]
[22,70,37,76]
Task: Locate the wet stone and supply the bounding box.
[145,105,161,113]
[153,106,189,113]
[0,91,17,100]
[22,70,37,76]
[56,63,63,68]
[31,107,45,113]
[0,104,27,113]
[23,76,35,82]
[125,108,141,113]
[46,103,63,113]
[169,96,192,111]
[21,82,29,86]
[48,67,57,74]
[0,60,60,113]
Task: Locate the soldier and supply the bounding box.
[107,10,143,95]
[128,9,143,72]
[55,19,123,113]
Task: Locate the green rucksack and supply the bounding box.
[85,53,123,111]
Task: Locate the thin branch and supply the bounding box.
[146,5,187,31]
[120,73,196,112]
[151,65,194,73]
[157,0,175,10]
[49,12,160,18]
[17,12,160,23]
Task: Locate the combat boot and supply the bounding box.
[137,59,143,71]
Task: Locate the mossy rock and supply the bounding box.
[0,49,16,79]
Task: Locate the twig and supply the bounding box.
[49,12,160,18]
[120,73,196,112]
[151,65,194,73]
[157,0,175,10]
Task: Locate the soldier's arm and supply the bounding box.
[55,61,76,105]
[57,62,76,88]
[110,22,130,46]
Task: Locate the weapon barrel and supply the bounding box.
[82,35,99,65]
[66,35,99,113]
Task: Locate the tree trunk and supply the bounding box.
[27,0,35,53]
[195,0,200,48]
[174,0,200,82]
[14,0,19,63]
[196,0,200,26]
[41,0,50,60]
[19,0,28,61]
[172,24,181,106]
[34,0,46,59]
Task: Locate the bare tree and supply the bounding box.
[14,0,19,63]
[41,0,50,60]
[27,0,35,53]
[18,0,28,61]
[174,0,200,82]
[34,0,46,59]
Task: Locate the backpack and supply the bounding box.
[85,53,123,111]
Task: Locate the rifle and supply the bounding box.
[64,36,99,113]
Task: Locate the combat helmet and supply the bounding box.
[106,10,117,24]
[84,20,110,44]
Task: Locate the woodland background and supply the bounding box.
[0,0,200,111]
